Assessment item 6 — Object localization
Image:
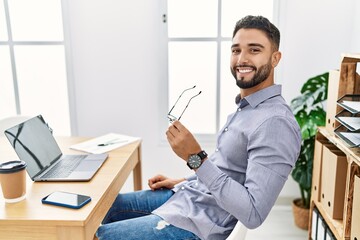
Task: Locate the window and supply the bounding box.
[0,0,70,135]
[165,0,275,137]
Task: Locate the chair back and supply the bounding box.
[226,221,247,240]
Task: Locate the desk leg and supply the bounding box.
[133,145,142,190]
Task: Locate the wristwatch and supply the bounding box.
[187,150,208,169]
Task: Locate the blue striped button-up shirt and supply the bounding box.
[153,84,301,240]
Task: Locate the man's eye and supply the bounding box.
[231,49,240,54]
[251,48,260,53]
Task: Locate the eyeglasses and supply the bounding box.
[167,85,202,123]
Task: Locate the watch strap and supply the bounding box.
[197,150,208,160]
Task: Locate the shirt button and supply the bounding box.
[215,148,219,152]
[238,108,241,112]
[181,186,185,190]
[224,127,228,132]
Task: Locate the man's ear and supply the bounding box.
[272,51,281,67]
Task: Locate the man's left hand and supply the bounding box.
[166,120,201,161]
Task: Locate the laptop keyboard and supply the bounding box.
[41,155,86,178]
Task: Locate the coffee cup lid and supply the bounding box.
[0,160,27,174]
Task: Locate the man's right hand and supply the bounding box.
[148,174,186,191]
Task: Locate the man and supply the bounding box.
[96,15,301,240]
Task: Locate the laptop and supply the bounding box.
[4,115,108,182]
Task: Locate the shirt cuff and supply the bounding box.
[185,174,197,181]
[196,159,224,186]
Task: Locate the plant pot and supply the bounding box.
[292,198,310,230]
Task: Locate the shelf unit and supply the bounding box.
[335,94,360,147]
[310,127,360,239]
[309,53,360,240]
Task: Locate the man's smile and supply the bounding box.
[236,65,256,78]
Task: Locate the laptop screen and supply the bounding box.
[4,115,62,178]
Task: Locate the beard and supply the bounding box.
[231,59,272,89]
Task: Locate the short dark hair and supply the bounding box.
[233,15,280,51]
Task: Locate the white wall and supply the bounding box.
[277,0,358,104]
[275,0,359,198]
[65,0,360,198]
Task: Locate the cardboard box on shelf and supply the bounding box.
[326,70,341,132]
[313,140,324,202]
[320,145,347,219]
[312,140,339,202]
[350,174,360,239]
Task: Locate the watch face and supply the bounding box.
[188,154,202,169]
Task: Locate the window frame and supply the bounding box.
[160,0,280,144]
[0,0,76,135]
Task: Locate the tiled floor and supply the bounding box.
[246,205,308,240]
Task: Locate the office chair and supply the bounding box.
[226,221,248,240]
[0,115,31,137]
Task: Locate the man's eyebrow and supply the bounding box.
[231,43,265,48]
[248,43,265,48]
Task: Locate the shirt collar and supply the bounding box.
[235,85,282,108]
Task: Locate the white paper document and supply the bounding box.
[70,133,141,154]
[337,116,360,131]
[338,132,360,146]
[340,100,360,113]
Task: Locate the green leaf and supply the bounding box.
[300,72,329,103]
[290,72,329,115]
[290,72,329,208]
[292,138,314,191]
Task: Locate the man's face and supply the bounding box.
[230,28,275,89]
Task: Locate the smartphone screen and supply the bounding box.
[42,191,91,209]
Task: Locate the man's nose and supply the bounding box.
[236,52,249,64]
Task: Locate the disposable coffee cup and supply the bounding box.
[0,160,27,203]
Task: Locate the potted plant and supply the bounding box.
[289,72,329,230]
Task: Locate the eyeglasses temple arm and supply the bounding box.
[168,85,196,115]
[178,91,202,121]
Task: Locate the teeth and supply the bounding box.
[238,69,253,73]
